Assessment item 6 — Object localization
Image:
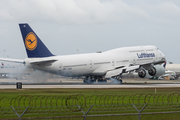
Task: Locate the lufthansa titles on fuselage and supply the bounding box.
[137,53,155,58]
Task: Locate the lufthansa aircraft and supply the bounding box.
[0,24,166,83]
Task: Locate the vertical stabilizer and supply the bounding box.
[19,23,54,58]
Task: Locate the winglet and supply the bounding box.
[19,23,54,58]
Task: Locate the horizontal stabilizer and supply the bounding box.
[0,58,25,64]
[30,59,57,66]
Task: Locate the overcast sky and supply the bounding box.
[0,0,180,63]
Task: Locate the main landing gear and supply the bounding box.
[83,76,123,84]
[83,76,107,84]
[113,75,123,84]
[83,78,96,84]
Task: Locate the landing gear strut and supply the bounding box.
[114,75,123,84]
[83,76,108,84]
[97,78,107,83]
[83,76,96,84]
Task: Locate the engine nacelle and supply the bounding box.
[148,65,165,77]
[138,69,147,78]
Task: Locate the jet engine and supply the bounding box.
[138,65,165,78]
[148,65,165,77]
[138,69,147,78]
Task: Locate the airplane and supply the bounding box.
[0,23,166,84]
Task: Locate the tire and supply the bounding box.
[119,80,122,84]
[103,80,107,83]
[98,79,102,83]
[83,79,87,84]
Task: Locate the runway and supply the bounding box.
[0,83,180,89]
[0,78,180,89]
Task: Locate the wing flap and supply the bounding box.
[105,68,123,78]
[105,65,140,78]
[125,65,140,71]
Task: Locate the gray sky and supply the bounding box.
[0,0,180,63]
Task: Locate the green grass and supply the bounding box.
[0,87,180,96]
[0,88,180,120]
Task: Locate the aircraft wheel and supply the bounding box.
[91,79,96,83]
[116,75,122,84]
[103,80,107,83]
[97,79,102,83]
[83,79,88,84]
[119,79,122,84]
[87,79,93,84]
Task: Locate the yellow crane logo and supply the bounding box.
[25,32,37,51]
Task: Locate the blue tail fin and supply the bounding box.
[19,23,54,58]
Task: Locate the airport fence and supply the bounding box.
[0,94,180,120]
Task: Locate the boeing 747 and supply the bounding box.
[0,24,166,83]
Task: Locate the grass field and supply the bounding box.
[0,87,180,96]
[0,87,180,120]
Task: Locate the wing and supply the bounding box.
[104,57,166,78]
[105,65,140,78]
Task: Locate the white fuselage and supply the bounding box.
[25,45,165,77]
